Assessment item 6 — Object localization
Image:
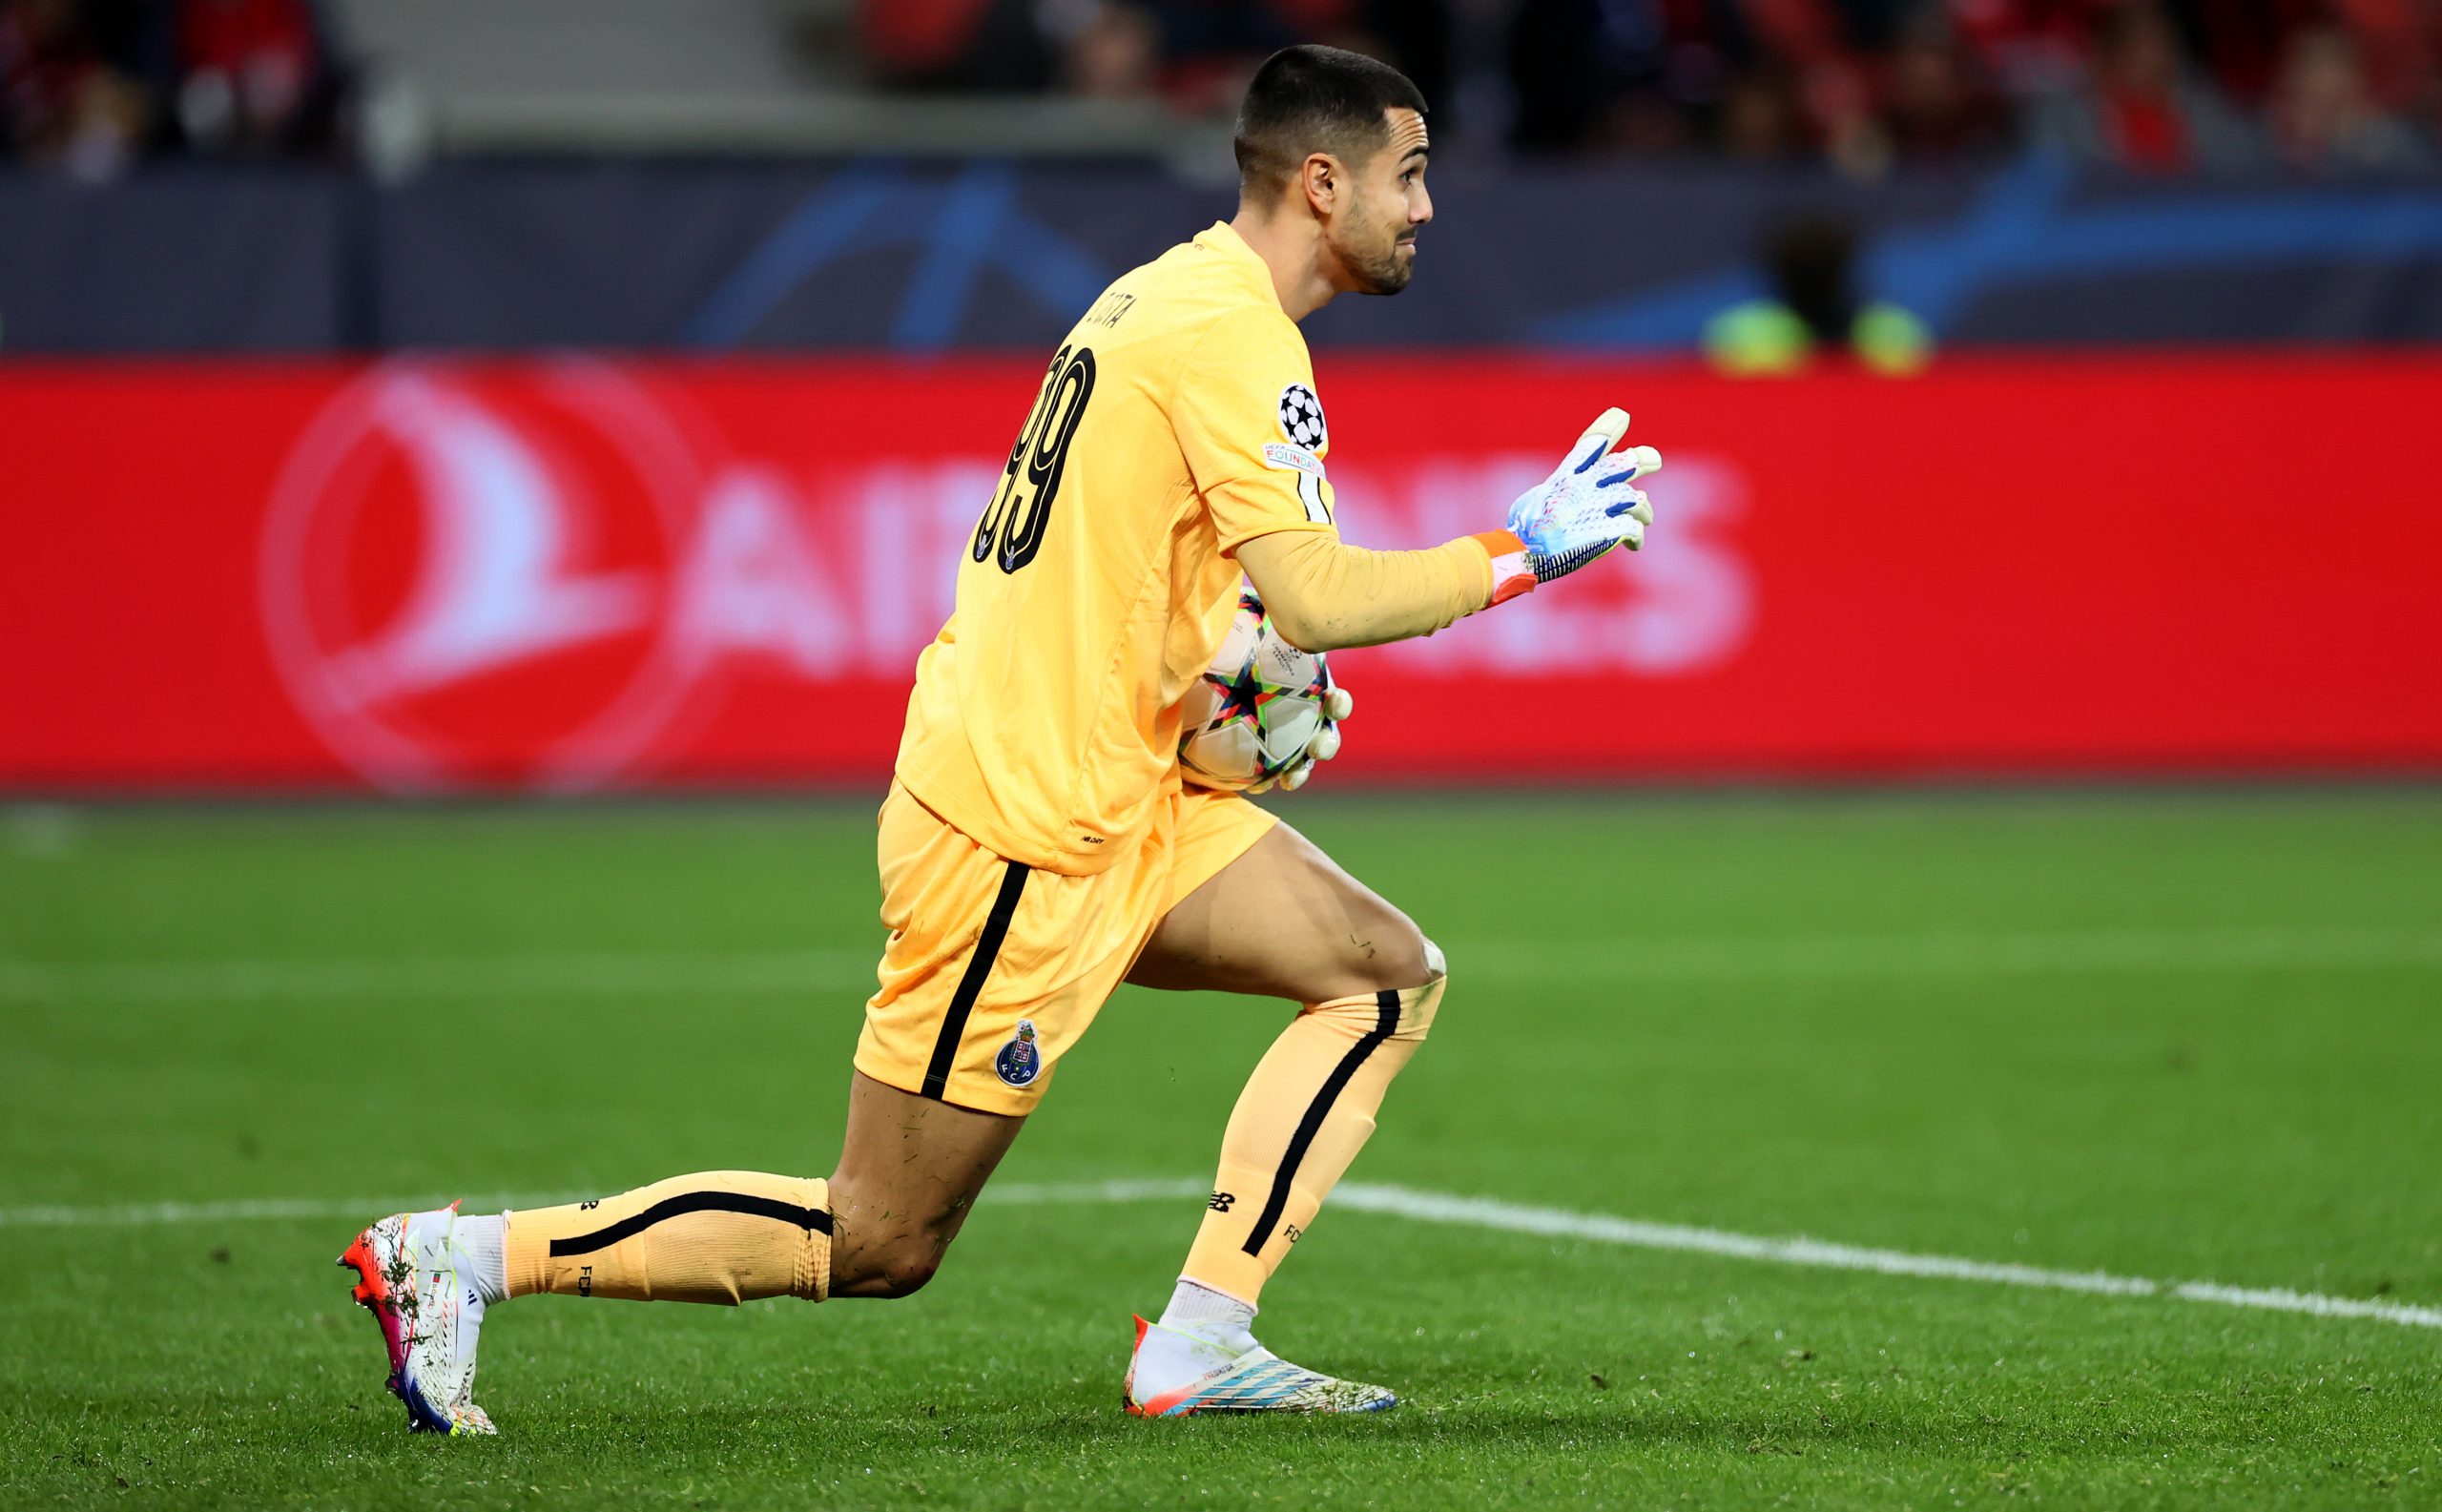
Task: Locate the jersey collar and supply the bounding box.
[1192,222,1286,315]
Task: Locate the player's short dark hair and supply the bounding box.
[1233,45,1427,198]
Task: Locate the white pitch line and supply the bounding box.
[1326,1184,2442,1331]
[1483,926,2442,981]
[5,926,2439,1005]
[3,1176,2433,1334]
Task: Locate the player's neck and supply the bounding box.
[1229,206,1340,322]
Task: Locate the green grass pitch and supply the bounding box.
[4,790,2440,1509]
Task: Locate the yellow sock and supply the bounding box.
[1183,965,1443,1305]
[505,1171,830,1304]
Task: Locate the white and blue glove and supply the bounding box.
[1485,408,1661,605]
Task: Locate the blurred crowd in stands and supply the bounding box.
[0,0,340,176]
[871,0,2440,175]
[6,0,2434,177]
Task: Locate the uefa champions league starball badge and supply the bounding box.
[995,1020,1044,1087]
[1277,383,1326,451]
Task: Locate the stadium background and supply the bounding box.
[6,0,2441,792]
[6,3,2442,1507]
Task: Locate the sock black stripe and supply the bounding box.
[547,1191,833,1257]
[1240,988,1401,1256]
[920,859,1031,1100]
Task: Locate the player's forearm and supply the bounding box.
[1235,528,1517,652]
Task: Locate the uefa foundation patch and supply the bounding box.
[995,1020,1044,1087]
[1263,441,1323,475]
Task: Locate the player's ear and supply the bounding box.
[1301,153,1338,217]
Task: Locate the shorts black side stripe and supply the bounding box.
[547,1191,833,1257]
[1240,988,1401,1256]
[920,859,1031,1100]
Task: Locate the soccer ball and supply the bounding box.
[1178,591,1332,792]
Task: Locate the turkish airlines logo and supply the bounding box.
[262,364,705,791]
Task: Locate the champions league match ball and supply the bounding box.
[1178,591,1335,792]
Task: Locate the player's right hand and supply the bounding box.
[1486,409,1661,604]
[1254,682,1354,795]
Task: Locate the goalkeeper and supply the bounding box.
[338,43,1661,1430]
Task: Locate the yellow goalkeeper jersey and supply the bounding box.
[894,222,1340,875]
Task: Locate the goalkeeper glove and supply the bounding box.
[1483,408,1661,606]
[1257,683,1354,794]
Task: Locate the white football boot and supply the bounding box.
[338,1205,496,1435]
[1123,1315,1397,1416]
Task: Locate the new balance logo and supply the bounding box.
[1208,1191,1235,1213]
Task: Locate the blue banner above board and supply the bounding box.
[2,154,2438,354]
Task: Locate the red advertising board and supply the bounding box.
[5,356,2440,791]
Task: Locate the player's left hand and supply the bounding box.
[1490,408,1662,603]
[1261,683,1354,794]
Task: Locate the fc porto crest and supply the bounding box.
[994,1019,1044,1087]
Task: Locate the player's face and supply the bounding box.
[1333,108,1432,296]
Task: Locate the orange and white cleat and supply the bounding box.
[338,1206,495,1435]
[1123,1314,1397,1417]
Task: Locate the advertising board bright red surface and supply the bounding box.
[6,356,2439,791]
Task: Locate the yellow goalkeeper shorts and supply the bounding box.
[855,779,1276,1115]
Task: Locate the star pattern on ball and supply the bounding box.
[1211,661,1269,727]
[1277,384,1326,450]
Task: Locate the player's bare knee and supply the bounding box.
[1309,932,1445,1046]
[1343,909,1436,996]
[868,1242,945,1299]
[823,1168,963,1299]
[832,1228,951,1300]
[1302,909,1442,1004]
